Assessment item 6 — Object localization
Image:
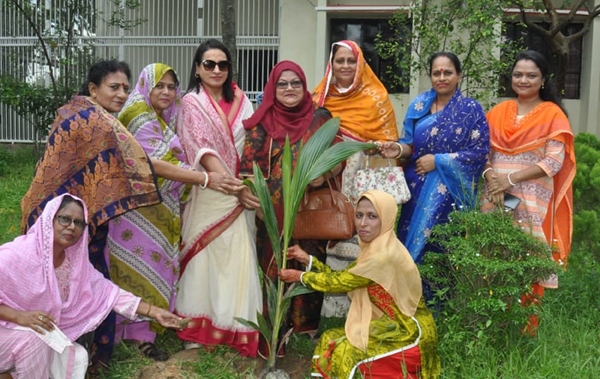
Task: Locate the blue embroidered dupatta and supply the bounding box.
[397,89,489,262]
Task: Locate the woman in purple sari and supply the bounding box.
[381,52,489,263]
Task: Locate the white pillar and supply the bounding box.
[314,0,329,89]
[579,0,600,134]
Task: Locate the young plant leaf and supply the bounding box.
[249,162,282,268]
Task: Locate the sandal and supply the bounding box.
[139,342,169,361]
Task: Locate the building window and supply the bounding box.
[502,22,583,99]
[330,18,409,94]
[236,48,279,102]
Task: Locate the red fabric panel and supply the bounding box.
[357,345,422,379]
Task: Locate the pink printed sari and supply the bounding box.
[174,85,262,357]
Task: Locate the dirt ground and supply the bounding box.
[138,349,312,379]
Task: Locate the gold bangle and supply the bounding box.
[393,142,404,160]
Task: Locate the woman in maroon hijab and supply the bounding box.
[241,61,332,339]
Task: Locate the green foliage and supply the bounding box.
[420,207,557,351]
[242,117,375,371]
[375,0,521,108]
[0,146,37,243]
[0,75,59,138]
[572,133,600,264]
[1,0,145,142]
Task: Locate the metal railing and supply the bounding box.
[0,0,279,143]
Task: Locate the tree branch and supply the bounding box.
[563,1,600,44]
[552,0,586,35]
[9,0,59,108]
[519,4,551,38]
[541,0,559,26]
[64,2,77,101]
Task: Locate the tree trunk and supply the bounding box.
[548,32,569,98]
[221,0,237,83]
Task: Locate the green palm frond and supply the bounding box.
[242,116,377,370]
[244,163,281,267]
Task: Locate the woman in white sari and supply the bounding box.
[174,39,262,357]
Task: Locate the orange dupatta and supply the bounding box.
[487,100,576,263]
[312,40,398,142]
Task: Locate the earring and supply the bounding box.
[541,83,545,89]
[195,74,200,79]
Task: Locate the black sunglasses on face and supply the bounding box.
[201,59,230,72]
[56,215,87,230]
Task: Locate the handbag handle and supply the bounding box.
[301,177,338,207]
[364,154,394,169]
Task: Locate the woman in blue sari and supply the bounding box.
[381,52,489,263]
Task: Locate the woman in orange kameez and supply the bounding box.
[481,50,576,331]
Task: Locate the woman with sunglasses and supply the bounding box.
[240,61,332,349]
[0,194,185,379]
[174,39,262,356]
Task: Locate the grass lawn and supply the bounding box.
[1,145,599,378]
[0,145,38,244]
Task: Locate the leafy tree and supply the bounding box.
[376,0,520,108]
[509,0,600,96]
[0,0,144,145]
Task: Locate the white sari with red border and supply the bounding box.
[174,85,261,357]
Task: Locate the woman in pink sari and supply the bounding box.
[0,194,183,379]
[175,39,262,356]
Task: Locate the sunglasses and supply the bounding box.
[276,80,303,90]
[201,59,230,72]
[56,215,87,231]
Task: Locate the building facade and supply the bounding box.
[1,0,598,143]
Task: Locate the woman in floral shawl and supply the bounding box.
[20,60,162,368]
[381,52,489,264]
[106,63,206,361]
[174,39,262,356]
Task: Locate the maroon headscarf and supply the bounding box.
[243,60,314,144]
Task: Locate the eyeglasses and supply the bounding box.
[56,215,87,230]
[276,80,303,90]
[201,59,230,72]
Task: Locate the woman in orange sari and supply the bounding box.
[481,50,575,331]
[312,40,399,316]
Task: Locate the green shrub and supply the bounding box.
[572,133,600,265]
[420,207,557,350]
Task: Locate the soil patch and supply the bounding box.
[138,349,312,379]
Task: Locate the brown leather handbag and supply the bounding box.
[292,179,356,240]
